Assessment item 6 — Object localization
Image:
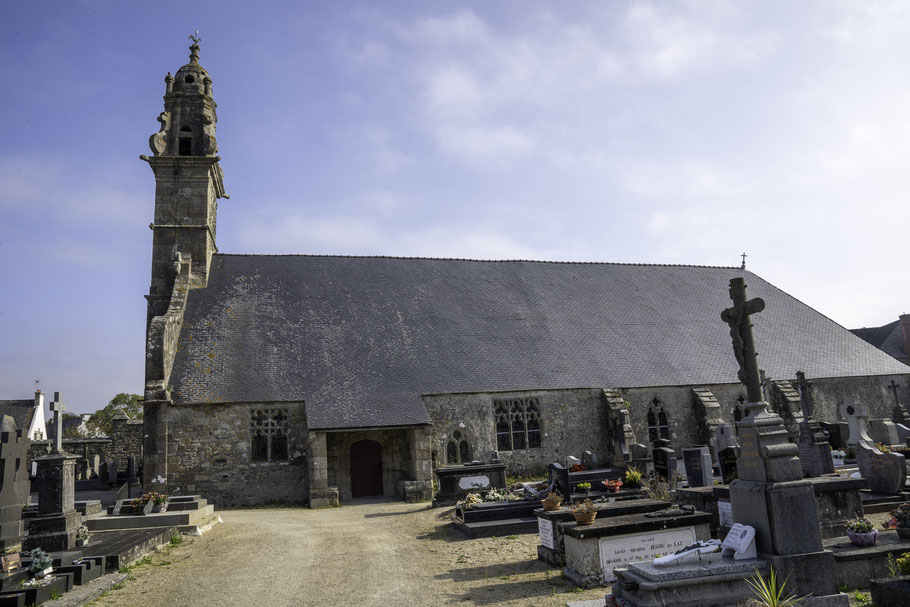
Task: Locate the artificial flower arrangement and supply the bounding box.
[131,491,169,510]
[602,479,623,492]
[569,464,586,473]
[875,442,892,453]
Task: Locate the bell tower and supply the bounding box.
[141,35,228,401]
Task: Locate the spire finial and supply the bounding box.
[740,252,747,270]
[189,30,201,63]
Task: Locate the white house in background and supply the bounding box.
[0,390,48,441]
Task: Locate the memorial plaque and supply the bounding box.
[0,553,20,572]
[457,475,490,490]
[717,500,733,528]
[599,527,696,582]
[111,500,125,516]
[722,523,756,557]
[653,447,677,488]
[538,518,555,550]
[142,499,154,515]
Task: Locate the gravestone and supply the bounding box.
[820,421,849,450]
[718,446,738,484]
[565,455,581,469]
[548,463,570,499]
[0,416,31,556]
[603,389,635,466]
[653,444,677,489]
[841,398,873,447]
[795,371,834,477]
[868,418,900,447]
[106,461,118,485]
[797,421,835,478]
[489,451,500,464]
[711,423,737,456]
[24,393,81,552]
[582,450,597,470]
[682,446,713,487]
[855,440,907,494]
[91,454,100,479]
[127,456,137,480]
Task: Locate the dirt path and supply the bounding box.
[87,499,607,607]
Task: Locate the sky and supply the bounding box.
[2,1,910,413]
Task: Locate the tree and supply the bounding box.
[61,412,85,439]
[86,393,143,436]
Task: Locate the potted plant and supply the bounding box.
[76,525,92,547]
[27,548,53,579]
[576,482,591,494]
[570,498,597,525]
[624,467,643,489]
[602,479,623,493]
[845,518,877,546]
[541,492,563,511]
[830,449,845,467]
[883,502,910,539]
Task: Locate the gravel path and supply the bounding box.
[87,499,608,607]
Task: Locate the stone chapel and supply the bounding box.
[141,42,910,507]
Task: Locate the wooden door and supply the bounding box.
[350,440,383,497]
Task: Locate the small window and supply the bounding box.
[647,399,671,442]
[178,137,192,156]
[249,407,289,463]
[184,75,195,84]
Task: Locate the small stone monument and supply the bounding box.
[718,446,738,484]
[581,450,597,470]
[565,455,581,469]
[682,446,713,487]
[24,393,82,552]
[868,418,900,447]
[855,440,907,494]
[0,415,31,558]
[794,371,834,477]
[653,440,677,489]
[888,379,910,424]
[841,397,873,447]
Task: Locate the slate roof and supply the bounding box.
[170,255,910,430]
[0,400,34,433]
[850,320,906,361]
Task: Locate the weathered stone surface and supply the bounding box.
[682,446,713,487]
[870,575,910,607]
[856,440,907,494]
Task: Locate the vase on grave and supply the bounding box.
[573,512,596,525]
[846,529,877,546]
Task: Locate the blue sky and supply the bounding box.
[3,1,910,413]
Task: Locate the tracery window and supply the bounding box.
[493,398,541,451]
[445,430,472,465]
[249,407,289,463]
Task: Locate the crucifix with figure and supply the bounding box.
[721,277,765,404]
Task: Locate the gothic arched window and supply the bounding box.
[493,397,541,451]
[445,429,472,465]
[647,398,670,442]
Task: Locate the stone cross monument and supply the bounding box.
[24,392,81,552]
[722,279,845,605]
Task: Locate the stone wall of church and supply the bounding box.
[423,388,609,477]
[165,401,308,506]
[325,429,411,501]
[109,417,144,470]
[423,373,910,479]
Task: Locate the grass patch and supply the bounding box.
[169,530,183,546]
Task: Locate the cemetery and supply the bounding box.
[427,276,910,606]
[0,392,220,606]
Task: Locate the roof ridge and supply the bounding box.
[213,252,742,270]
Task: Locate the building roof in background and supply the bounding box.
[170,255,910,430]
[0,400,34,433]
[850,320,907,361]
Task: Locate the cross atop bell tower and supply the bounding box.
[141,35,228,401]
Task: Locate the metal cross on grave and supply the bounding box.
[50,392,66,453]
[721,277,766,404]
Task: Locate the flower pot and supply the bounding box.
[897,527,910,539]
[847,530,877,546]
[608,486,620,494]
[541,500,562,511]
[832,457,844,467]
[76,538,89,547]
[153,503,168,513]
[573,512,597,525]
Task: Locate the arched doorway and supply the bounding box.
[350,439,383,497]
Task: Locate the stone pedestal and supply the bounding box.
[0,416,31,555]
[23,452,81,552]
